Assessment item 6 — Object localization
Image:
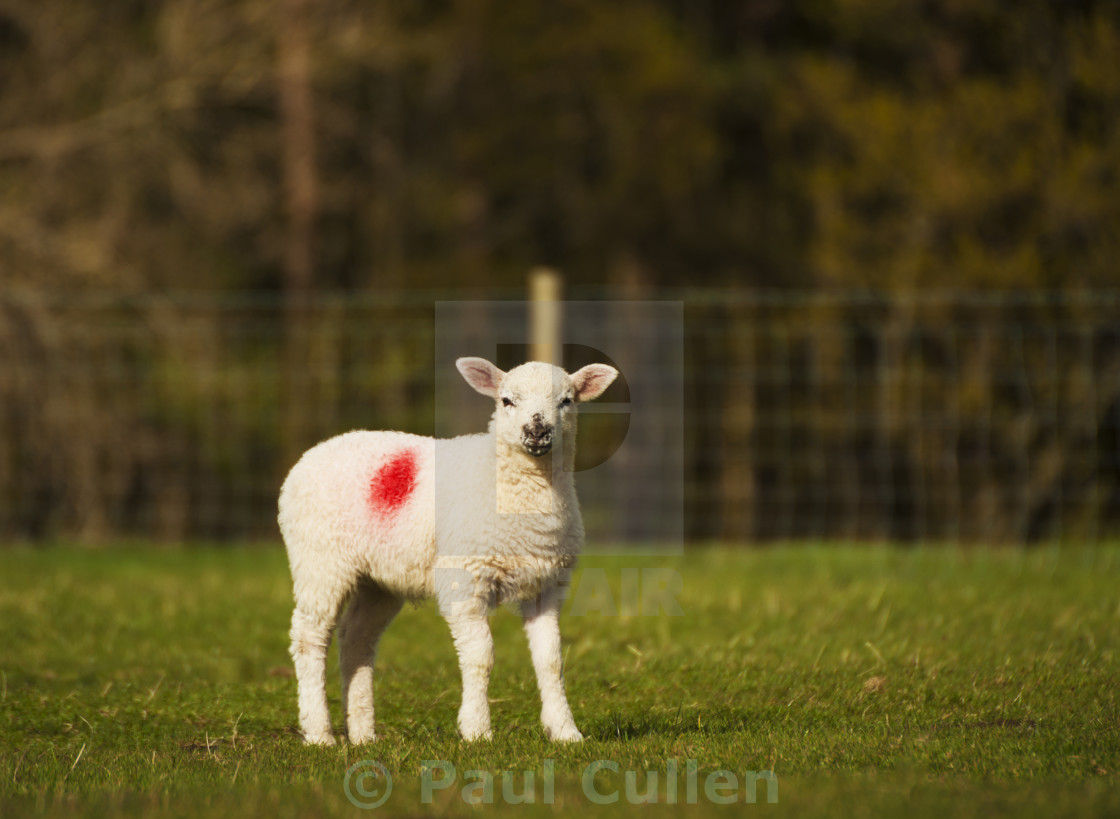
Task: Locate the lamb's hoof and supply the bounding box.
[458,724,493,742]
[347,729,378,745]
[303,730,337,746]
[546,725,584,743]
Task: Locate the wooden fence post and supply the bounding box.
[529,268,562,366]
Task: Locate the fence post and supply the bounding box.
[529,268,562,366]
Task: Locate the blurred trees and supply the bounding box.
[1,0,1117,292]
[771,2,1120,291]
[1,0,1120,543]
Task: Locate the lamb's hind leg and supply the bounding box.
[339,581,403,744]
[290,603,341,746]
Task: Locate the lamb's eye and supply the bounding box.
[502,397,515,407]
[560,396,572,407]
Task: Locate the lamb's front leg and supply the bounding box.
[522,586,583,742]
[445,610,495,741]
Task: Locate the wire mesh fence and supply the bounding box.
[1,290,1119,546]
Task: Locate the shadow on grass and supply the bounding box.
[589,706,754,741]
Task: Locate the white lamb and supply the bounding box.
[278,356,618,745]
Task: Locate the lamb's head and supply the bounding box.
[456,357,618,459]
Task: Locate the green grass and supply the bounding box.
[1,544,1118,817]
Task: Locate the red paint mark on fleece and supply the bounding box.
[369,449,418,517]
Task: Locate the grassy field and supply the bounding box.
[1,544,1118,817]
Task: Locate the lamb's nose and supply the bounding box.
[524,420,552,440]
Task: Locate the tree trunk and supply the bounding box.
[278,0,318,469]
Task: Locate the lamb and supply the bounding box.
[278,356,618,745]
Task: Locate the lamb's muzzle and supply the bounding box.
[522,414,553,456]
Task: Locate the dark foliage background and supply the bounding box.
[1,1,1118,543]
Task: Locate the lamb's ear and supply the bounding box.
[456,357,505,398]
[571,364,618,402]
